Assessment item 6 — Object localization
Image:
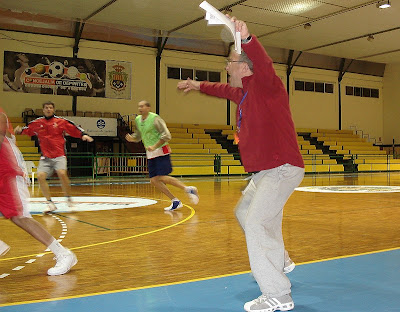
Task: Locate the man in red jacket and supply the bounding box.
[15,101,93,213]
[177,17,304,312]
[0,110,77,275]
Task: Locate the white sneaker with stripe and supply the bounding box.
[244,294,294,312]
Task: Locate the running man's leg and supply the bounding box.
[37,158,57,213]
[54,156,71,198]
[150,176,176,200]
[4,176,77,275]
[37,171,51,200]
[148,155,199,209]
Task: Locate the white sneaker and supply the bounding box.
[47,250,77,276]
[164,200,183,211]
[44,200,57,214]
[66,197,77,212]
[244,294,294,312]
[0,240,10,256]
[283,258,295,274]
[67,197,74,208]
[185,186,199,204]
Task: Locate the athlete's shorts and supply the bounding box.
[148,154,172,178]
[0,176,32,219]
[38,156,67,176]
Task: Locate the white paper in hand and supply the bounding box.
[199,1,241,54]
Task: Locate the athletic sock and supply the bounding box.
[48,239,68,257]
[172,198,179,202]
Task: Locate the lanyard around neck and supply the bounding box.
[237,91,248,133]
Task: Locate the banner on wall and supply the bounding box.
[3,51,131,99]
[105,60,131,99]
[66,116,117,136]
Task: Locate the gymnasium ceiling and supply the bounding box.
[0,0,399,66]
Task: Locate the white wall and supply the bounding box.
[0,30,389,143]
[383,63,400,145]
[341,73,383,144]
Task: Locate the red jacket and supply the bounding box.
[200,36,304,172]
[22,115,85,158]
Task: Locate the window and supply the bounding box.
[315,82,324,93]
[167,67,221,82]
[209,71,220,82]
[195,70,207,81]
[371,89,379,98]
[294,79,334,94]
[346,86,353,96]
[295,80,304,91]
[362,88,371,98]
[305,81,314,92]
[167,67,180,79]
[181,68,193,80]
[325,83,334,93]
[346,85,379,98]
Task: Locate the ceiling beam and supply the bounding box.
[83,0,118,21]
[358,48,400,60]
[305,26,400,52]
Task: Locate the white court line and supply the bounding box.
[25,259,36,264]
[0,273,10,278]
[12,266,25,271]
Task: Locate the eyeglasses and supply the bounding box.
[225,59,243,65]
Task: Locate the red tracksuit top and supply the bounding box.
[21,115,85,158]
[200,35,304,173]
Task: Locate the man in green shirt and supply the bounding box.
[126,100,199,210]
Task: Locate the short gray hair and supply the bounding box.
[230,46,253,71]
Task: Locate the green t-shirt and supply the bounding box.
[135,112,168,148]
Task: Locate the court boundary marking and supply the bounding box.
[1,246,399,308]
[0,196,195,262]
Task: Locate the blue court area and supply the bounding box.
[3,249,399,312]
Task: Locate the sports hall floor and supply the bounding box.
[1,172,399,311]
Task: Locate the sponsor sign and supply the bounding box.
[3,51,131,99]
[65,116,117,136]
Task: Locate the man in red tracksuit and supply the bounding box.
[15,101,93,213]
[177,17,304,312]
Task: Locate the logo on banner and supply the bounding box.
[108,64,128,92]
[97,119,106,129]
[20,62,93,91]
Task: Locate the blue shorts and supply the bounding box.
[148,154,172,178]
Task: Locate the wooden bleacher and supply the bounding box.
[8,117,40,177]
[167,123,244,175]
[13,110,399,175]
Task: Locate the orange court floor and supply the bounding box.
[1,172,400,307]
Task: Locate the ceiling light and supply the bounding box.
[377,0,391,9]
[367,35,374,42]
[304,23,311,30]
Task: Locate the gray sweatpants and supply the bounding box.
[235,164,304,298]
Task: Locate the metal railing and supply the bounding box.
[60,152,400,179]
